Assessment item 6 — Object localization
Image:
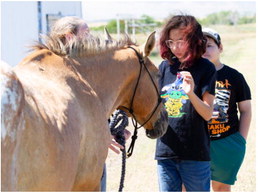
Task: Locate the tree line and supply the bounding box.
[198,11,256,25]
[91,11,256,33]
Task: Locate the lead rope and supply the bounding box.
[109,109,129,192]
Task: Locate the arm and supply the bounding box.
[180,71,214,121]
[188,92,214,121]
[238,100,252,140]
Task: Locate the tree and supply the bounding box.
[199,11,240,25]
[237,14,256,24]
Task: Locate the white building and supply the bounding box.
[1,1,82,66]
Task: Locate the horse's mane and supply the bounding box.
[32,33,136,57]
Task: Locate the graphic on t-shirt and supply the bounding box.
[160,73,189,118]
[208,80,231,136]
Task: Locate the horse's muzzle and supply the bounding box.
[145,109,168,139]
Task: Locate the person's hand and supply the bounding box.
[109,129,131,154]
[180,71,195,95]
[109,138,124,154]
[124,129,131,140]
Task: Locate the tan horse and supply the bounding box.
[1,32,168,191]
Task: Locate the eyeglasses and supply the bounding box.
[165,39,186,48]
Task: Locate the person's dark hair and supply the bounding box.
[159,15,206,68]
[205,36,221,47]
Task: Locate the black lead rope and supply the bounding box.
[126,125,138,158]
[109,109,129,192]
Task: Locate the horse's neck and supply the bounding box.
[75,49,138,118]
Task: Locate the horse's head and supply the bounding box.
[119,32,168,139]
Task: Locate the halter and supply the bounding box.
[120,46,162,157]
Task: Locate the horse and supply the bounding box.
[1,31,168,191]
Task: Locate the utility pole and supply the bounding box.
[37,1,42,42]
[124,19,128,34]
[116,15,120,38]
[132,19,136,42]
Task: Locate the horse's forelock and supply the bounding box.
[31,34,136,58]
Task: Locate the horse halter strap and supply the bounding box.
[121,46,162,157]
[122,46,161,128]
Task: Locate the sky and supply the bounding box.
[82,0,256,23]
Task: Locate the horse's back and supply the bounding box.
[1,58,76,190]
[1,61,24,140]
[1,51,110,190]
[1,61,25,189]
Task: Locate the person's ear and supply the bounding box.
[219,43,223,53]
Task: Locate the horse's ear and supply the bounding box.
[124,33,134,45]
[141,31,156,57]
[104,27,113,44]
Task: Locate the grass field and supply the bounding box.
[106,23,256,191]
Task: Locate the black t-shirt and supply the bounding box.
[155,58,216,161]
[208,65,251,140]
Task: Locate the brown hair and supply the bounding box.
[159,15,206,68]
